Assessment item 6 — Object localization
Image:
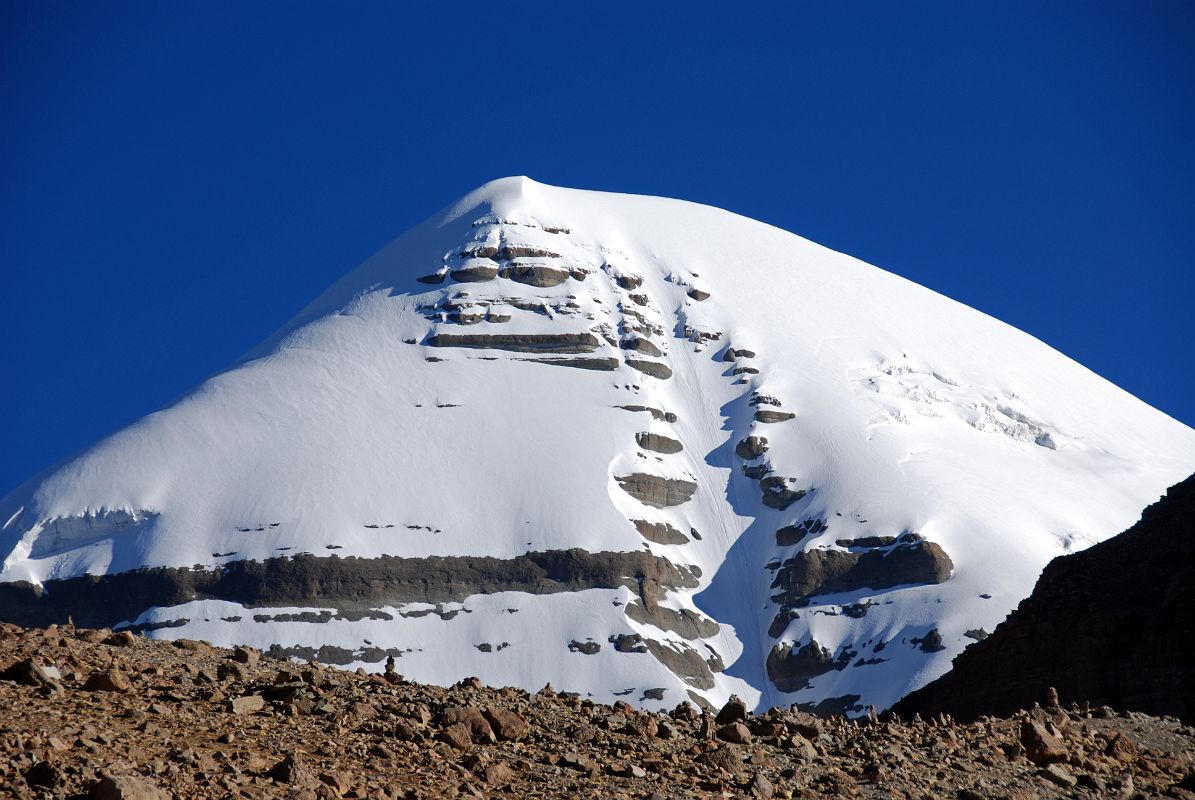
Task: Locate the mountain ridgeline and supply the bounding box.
[2,178,1193,715]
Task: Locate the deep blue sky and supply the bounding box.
[2,2,1193,497]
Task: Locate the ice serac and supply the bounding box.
[1,176,1193,715]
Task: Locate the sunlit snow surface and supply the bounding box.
[3,177,1193,713]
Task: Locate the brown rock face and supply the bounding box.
[631,519,690,545]
[895,474,1195,723]
[498,263,571,287]
[775,518,827,546]
[626,358,673,380]
[449,264,500,282]
[735,436,768,459]
[615,474,697,508]
[615,405,678,423]
[754,410,795,423]
[642,640,716,690]
[759,477,807,510]
[0,549,699,630]
[634,432,683,454]
[425,332,600,353]
[525,357,620,371]
[770,534,953,608]
[766,640,852,693]
[620,337,664,357]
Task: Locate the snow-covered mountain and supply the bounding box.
[3,177,1193,715]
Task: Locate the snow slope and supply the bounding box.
[2,177,1193,714]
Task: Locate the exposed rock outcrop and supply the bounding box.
[615,405,678,423]
[642,640,716,690]
[620,337,663,358]
[625,359,673,380]
[759,477,807,510]
[631,519,690,545]
[525,357,620,371]
[450,263,501,282]
[0,549,701,630]
[770,534,953,608]
[895,474,1195,723]
[623,601,719,640]
[634,432,683,454]
[498,263,571,287]
[776,518,827,546]
[735,436,768,460]
[754,410,795,424]
[615,474,697,508]
[766,639,853,693]
[426,332,600,353]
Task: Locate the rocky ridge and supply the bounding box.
[3,623,1195,799]
[895,473,1195,724]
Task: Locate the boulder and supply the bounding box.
[483,707,530,741]
[83,668,131,693]
[1019,719,1068,766]
[717,722,752,744]
[91,774,170,800]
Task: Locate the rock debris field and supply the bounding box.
[2,623,1193,799]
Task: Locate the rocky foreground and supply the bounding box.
[2,623,1194,799]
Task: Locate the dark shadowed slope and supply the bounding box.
[894,473,1195,723]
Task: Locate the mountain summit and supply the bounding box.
[3,177,1193,714]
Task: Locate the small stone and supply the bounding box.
[217,661,249,682]
[483,763,515,784]
[91,773,170,800]
[266,753,319,787]
[561,752,600,773]
[1105,732,1138,763]
[1038,763,1077,788]
[785,733,817,762]
[103,631,137,647]
[748,772,774,798]
[229,694,265,715]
